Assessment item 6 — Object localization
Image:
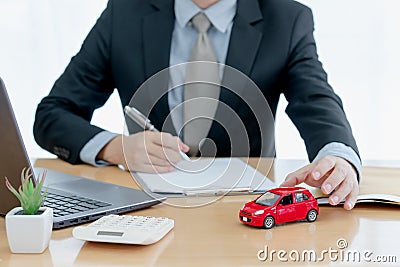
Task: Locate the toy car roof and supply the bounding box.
[268,187,309,195]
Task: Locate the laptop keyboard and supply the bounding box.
[43,192,111,217]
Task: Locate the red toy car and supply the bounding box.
[239,187,319,228]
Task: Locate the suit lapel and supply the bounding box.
[208,0,263,145]
[225,0,263,77]
[143,0,174,78]
[142,0,177,135]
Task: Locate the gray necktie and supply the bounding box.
[184,13,220,156]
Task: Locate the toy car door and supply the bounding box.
[276,193,296,223]
[293,192,308,220]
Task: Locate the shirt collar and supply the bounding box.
[175,0,237,33]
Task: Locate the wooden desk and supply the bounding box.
[1,158,399,266]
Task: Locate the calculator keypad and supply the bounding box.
[88,215,170,232]
[73,214,174,245]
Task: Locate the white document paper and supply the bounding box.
[132,158,276,195]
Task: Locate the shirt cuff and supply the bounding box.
[79,131,119,167]
[313,142,362,181]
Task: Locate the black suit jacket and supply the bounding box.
[34,0,359,164]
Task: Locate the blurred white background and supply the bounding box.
[0,0,399,162]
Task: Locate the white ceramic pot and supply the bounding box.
[5,207,53,253]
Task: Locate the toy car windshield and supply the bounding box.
[255,192,280,206]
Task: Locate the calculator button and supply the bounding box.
[73,214,174,245]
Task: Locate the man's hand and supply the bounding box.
[97,131,189,173]
[281,156,359,210]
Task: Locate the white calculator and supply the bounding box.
[72,215,174,245]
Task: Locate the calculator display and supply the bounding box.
[97,231,124,237]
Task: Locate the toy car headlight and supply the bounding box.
[254,210,264,215]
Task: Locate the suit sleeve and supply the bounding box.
[33,0,115,164]
[283,6,360,162]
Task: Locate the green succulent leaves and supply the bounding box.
[5,168,47,215]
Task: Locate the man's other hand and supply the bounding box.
[281,156,359,210]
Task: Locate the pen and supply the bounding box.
[124,106,159,132]
[124,106,190,161]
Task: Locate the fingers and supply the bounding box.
[310,156,336,181]
[148,144,183,164]
[281,156,359,211]
[179,139,190,153]
[125,151,175,173]
[147,132,189,158]
[321,161,358,206]
[343,183,359,210]
[280,172,302,187]
[122,131,187,173]
[281,164,313,187]
[138,131,190,168]
[318,157,358,209]
[321,163,348,195]
[150,132,186,152]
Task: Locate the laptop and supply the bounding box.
[0,77,166,229]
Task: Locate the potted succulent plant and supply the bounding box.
[4,168,53,253]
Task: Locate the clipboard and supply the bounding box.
[131,158,276,197]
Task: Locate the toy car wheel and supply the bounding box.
[306,209,318,222]
[263,216,275,229]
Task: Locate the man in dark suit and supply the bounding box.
[34,0,361,209]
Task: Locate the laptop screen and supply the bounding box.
[0,78,34,215]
